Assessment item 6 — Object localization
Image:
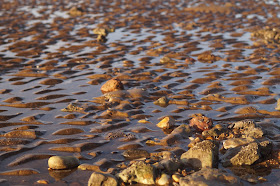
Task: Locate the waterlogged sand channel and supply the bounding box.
[1,0,280,185]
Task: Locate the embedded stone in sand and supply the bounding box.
[100,78,124,94]
[48,156,80,170]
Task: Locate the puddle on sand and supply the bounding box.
[1,0,280,185]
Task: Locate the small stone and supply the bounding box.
[48,156,80,170]
[154,96,169,107]
[157,116,176,129]
[118,161,155,184]
[160,56,176,64]
[93,28,108,36]
[69,6,84,16]
[101,78,124,94]
[157,173,171,185]
[36,180,49,184]
[189,113,213,131]
[172,174,180,182]
[88,172,117,186]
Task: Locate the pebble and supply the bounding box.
[172,174,180,182]
[157,173,171,185]
[48,156,80,170]
[157,116,176,129]
[100,78,124,93]
[189,113,213,131]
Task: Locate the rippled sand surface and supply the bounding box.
[1,0,280,185]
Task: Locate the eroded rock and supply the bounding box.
[118,161,155,184]
[221,141,272,166]
[181,140,219,169]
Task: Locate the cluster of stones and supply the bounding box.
[44,79,278,185]
[47,117,272,185]
[251,27,280,44]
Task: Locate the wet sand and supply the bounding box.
[1,0,280,185]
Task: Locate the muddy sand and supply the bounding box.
[1,0,280,185]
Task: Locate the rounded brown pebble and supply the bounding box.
[100,78,124,93]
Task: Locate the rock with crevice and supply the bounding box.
[229,119,264,138]
[221,140,272,167]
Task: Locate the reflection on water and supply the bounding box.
[1,0,280,185]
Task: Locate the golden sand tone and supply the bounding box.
[1,0,280,185]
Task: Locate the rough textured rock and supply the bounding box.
[179,167,242,186]
[242,127,264,138]
[118,161,155,184]
[48,156,80,170]
[230,119,264,138]
[202,125,229,139]
[101,78,124,94]
[189,114,213,131]
[227,142,260,166]
[230,119,256,130]
[251,27,280,43]
[88,172,117,186]
[181,140,219,169]
[221,141,272,166]
[156,116,176,129]
[222,137,255,149]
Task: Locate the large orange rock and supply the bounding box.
[100,78,124,93]
[189,114,213,132]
